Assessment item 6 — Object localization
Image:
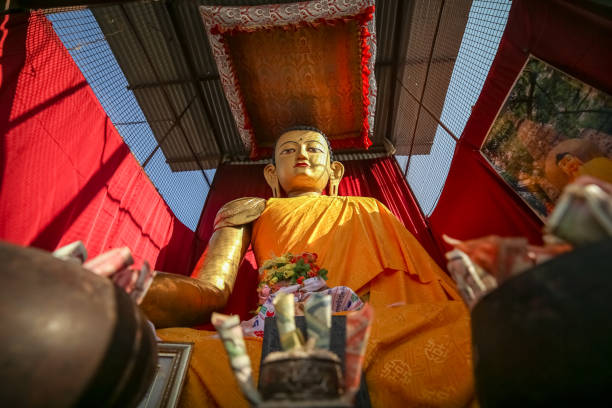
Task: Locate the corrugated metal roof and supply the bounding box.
[87,0,471,171]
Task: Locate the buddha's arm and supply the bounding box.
[140,225,250,328]
[140,197,266,328]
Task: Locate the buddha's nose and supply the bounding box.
[297,145,308,159]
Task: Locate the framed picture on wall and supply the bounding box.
[480,56,612,220]
[137,342,193,408]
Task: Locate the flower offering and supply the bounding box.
[257,252,328,303]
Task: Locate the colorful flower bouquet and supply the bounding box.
[257,252,328,305]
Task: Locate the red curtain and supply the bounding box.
[0,13,195,275]
[194,158,440,325]
[429,0,612,254]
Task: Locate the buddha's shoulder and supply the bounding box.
[214,197,266,230]
[342,195,384,207]
[343,195,380,203]
[305,195,385,210]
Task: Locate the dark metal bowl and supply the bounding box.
[259,353,344,402]
[471,238,612,407]
[0,242,157,407]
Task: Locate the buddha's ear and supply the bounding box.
[328,161,344,196]
[264,164,281,198]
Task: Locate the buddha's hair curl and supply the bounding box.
[273,125,334,164]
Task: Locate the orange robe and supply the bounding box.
[159,196,474,407]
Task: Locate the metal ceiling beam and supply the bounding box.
[141,94,197,169]
[377,55,455,67]
[397,79,459,142]
[165,152,224,165]
[404,55,456,66]
[126,74,219,90]
[384,0,414,158]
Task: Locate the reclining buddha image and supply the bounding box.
[141,127,474,407]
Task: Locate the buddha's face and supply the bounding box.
[273,130,331,196]
[558,154,583,180]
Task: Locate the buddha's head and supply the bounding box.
[556,152,583,181]
[264,126,344,197]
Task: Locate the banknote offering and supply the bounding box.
[211,313,262,405]
[446,249,498,309]
[114,260,156,304]
[304,293,332,349]
[83,247,134,277]
[53,242,156,304]
[344,304,373,400]
[273,292,305,350]
[443,235,571,286]
[52,240,87,263]
[546,177,612,246]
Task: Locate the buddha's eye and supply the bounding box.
[307,147,323,153]
[280,148,296,155]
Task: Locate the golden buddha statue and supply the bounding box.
[141,127,474,407]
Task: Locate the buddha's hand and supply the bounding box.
[139,272,227,328]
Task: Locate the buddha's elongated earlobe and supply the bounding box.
[329,181,339,197]
[264,164,281,198]
[328,161,345,197]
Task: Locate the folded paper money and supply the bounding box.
[446,249,498,309]
[546,178,612,246]
[211,313,262,405]
[273,292,305,351]
[304,293,331,350]
[52,240,87,263]
[53,242,156,304]
[83,247,133,277]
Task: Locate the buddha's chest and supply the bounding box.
[252,197,342,261]
[251,196,380,266]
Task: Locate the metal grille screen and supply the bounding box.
[46,8,212,231]
[396,0,512,215]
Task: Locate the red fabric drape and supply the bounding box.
[0,13,195,275]
[195,158,439,324]
[429,0,612,254]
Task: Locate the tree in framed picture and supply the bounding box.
[481,56,612,219]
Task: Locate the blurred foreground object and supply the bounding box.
[444,235,571,308]
[0,242,157,407]
[444,177,610,308]
[53,242,156,305]
[471,238,612,407]
[546,176,612,246]
[445,248,498,309]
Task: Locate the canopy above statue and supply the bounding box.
[87,0,471,169]
[200,0,377,158]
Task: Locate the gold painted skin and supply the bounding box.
[140,225,250,328]
[141,130,343,328]
[263,130,344,198]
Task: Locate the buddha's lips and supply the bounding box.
[294,163,309,168]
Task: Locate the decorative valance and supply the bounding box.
[200,0,377,158]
